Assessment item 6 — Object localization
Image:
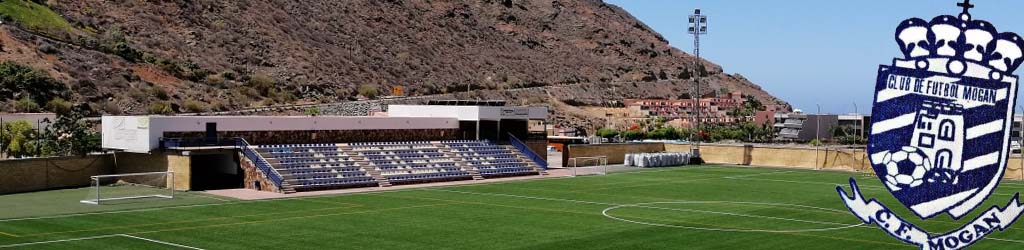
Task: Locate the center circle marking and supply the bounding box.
[602,201,863,233]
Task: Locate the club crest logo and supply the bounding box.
[838,1,1024,249]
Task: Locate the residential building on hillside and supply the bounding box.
[624,91,747,126]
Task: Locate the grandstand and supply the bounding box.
[99,103,549,194]
[251,140,544,193]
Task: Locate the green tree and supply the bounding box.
[357,84,379,99]
[621,130,645,140]
[0,61,68,105]
[305,107,321,116]
[809,139,823,146]
[1,120,37,158]
[743,95,765,111]
[595,128,619,138]
[648,127,680,140]
[183,99,208,113]
[248,74,276,96]
[39,108,101,156]
[45,97,72,115]
[14,97,40,112]
[148,102,173,114]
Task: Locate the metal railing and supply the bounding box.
[508,133,548,170]
[160,137,240,149]
[235,138,285,189]
[160,136,285,190]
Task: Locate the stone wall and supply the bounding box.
[319,101,383,116]
[564,143,665,167]
[165,129,459,145]
[0,155,114,194]
[239,152,283,193]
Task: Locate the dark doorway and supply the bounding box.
[205,122,218,144]
[499,119,529,143]
[190,151,243,190]
[479,120,500,142]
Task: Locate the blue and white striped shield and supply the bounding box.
[841,5,1024,249]
[868,56,1019,220]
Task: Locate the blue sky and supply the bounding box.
[605,0,1024,114]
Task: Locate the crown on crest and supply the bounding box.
[894,3,1024,79]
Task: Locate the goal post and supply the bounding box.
[81,171,175,205]
[568,156,608,177]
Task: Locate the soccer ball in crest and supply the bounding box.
[881,146,931,190]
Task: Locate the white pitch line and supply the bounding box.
[3,166,1023,246]
[430,187,860,226]
[624,203,851,226]
[187,193,232,203]
[430,188,617,206]
[120,234,206,250]
[0,234,205,249]
[608,166,715,175]
[729,177,1023,197]
[0,166,715,223]
[434,180,1024,245]
[722,170,795,179]
[990,237,1024,244]
[0,234,120,248]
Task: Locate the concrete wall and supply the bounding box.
[389,105,548,121]
[1006,157,1024,180]
[673,144,1024,180]
[165,128,460,145]
[526,141,548,161]
[667,144,866,172]
[167,154,191,191]
[104,115,461,152]
[0,155,114,194]
[564,143,665,167]
[114,152,170,174]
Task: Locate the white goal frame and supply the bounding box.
[569,156,608,177]
[80,171,175,205]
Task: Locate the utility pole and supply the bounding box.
[815,104,821,170]
[688,8,708,158]
[1018,105,1023,179]
[853,102,859,140]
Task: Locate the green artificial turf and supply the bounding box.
[0,165,1022,249]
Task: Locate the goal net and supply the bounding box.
[81,172,175,205]
[569,156,608,177]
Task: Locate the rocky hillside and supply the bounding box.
[0,0,788,118]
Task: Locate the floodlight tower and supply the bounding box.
[688,8,707,158]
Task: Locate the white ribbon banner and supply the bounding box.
[837,178,1024,250]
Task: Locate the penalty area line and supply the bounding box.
[0,234,119,249]
[119,234,206,250]
[0,234,205,249]
[0,230,18,238]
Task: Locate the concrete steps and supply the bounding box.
[280,183,297,194]
[360,164,392,187]
[436,142,485,180]
[505,145,548,175]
